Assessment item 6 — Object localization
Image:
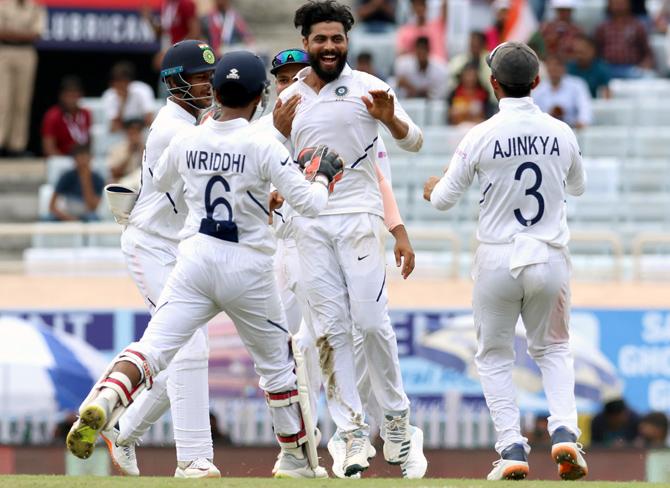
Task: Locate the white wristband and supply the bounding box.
[314,174,330,188]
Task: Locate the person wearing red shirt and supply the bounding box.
[41,77,92,157]
[144,0,200,46]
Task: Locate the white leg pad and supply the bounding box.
[292,336,319,470]
[78,348,154,430]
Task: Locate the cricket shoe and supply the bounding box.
[382,409,412,465]
[174,458,221,478]
[272,429,325,476]
[400,426,427,479]
[342,429,374,477]
[273,450,328,479]
[100,428,139,476]
[66,397,111,459]
[487,443,529,480]
[551,427,588,480]
[327,430,376,478]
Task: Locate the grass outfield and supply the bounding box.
[1,477,669,488]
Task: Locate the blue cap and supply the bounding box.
[161,39,217,79]
[213,51,268,95]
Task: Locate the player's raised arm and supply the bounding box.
[362,86,423,152]
[425,134,477,211]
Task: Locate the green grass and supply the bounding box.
[0,477,669,488]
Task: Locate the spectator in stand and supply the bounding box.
[201,0,254,57]
[567,34,612,98]
[396,0,447,60]
[106,118,144,190]
[48,145,104,222]
[541,0,584,62]
[355,0,397,32]
[448,31,493,99]
[533,55,593,128]
[635,412,669,448]
[0,0,45,158]
[591,398,640,447]
[102,62,155,133]
[356,51,383,78]
[447,62,495,125]
[41,77,92,158]
[523,413,551,448]
[143,0,200,47]
[394,36,448,100]
[595,0,654,79]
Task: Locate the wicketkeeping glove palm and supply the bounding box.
[298,144,345,193]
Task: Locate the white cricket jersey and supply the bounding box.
[128,99,194,242]
[278,64,421,218]
[152,116,329,255]
[431,96,586,248]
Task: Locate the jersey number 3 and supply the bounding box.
[199,175,238,242]
[514,162,544,227]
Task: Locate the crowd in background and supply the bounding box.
[524,398,669,449]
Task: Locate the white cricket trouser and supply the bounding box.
[276,235,383,430]
[129,234,303,437]
[119,225,212,462]
[292,213,409,433]
[274,238,303,335]
[472,244,581,454]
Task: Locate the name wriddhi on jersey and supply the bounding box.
[493,136,560,159]
[186,150,246,173]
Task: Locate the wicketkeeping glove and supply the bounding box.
[299,144,345,193]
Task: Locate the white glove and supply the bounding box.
[104,184,138,225]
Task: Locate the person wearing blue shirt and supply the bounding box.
[49,144,104,222]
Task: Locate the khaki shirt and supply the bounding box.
[0,0,46,39]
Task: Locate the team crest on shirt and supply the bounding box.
[226,68,240,80]
[335,86,348,97]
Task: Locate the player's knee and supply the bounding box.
[527,341,570,360]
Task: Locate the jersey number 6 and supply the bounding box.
[514,162,544,227]
[199,175,238,242]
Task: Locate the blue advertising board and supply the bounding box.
[2,307,668,415]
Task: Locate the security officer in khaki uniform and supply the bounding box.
[0,0,45,156]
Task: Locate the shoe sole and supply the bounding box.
[176,471,221,479]
[502,464,529,480]
[552,446,588,480]
[273,470,326,479]
[66,405,107,459]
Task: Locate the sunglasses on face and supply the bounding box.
[272,49,309,70]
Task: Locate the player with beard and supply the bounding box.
[278,0,424,478]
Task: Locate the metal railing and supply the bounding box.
[0,222,665,281]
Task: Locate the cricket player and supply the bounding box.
[67,50,344,479]
[423,42,588,481]
[102,40,219,478]
[265,48,426,479]
[278,1,424,477]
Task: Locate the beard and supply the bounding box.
[309,49,347,84]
